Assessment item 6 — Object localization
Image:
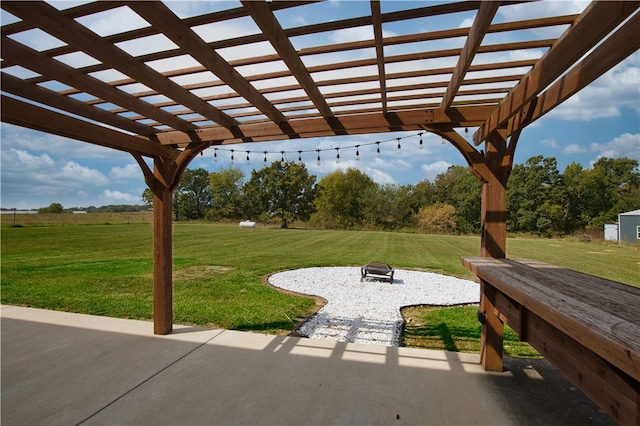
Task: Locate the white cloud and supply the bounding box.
[4,149,55,170]
[562,143,586,155]
[459,17,474,29]
[77,6,149,37]
[421,161,452,181]
[109,164,142,181]
[1,123,129,161]
[103,190,140,204]
[546,57,640,121]
[364,168,395,185]
[540,138,559,149]
[589,133,640,160]
[330,26,373,44]
[498,1,589,27]
[61,161,109,185]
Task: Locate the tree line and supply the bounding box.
[142,156,639,236]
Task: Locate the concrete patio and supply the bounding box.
[1,305,613,425]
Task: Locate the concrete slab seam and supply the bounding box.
[74,330,223,425]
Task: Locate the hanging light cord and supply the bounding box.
[210,131,441,163]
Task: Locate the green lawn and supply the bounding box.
[2,220,638,356]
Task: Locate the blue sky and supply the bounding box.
[1,1,639,210]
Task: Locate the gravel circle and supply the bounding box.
[268,267,479,347]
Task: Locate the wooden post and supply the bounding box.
[478,133,509,370]
[133,145,207,335]
[153,180,173,335]
[479,280,503,371]
[480,134,508,258]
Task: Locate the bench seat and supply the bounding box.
[462,257,640,425]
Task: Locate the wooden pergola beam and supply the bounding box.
[155,106,494,146]
[242,0,333,122]
[2,1,237,134]
[525,10,640,130]
[473,1,640,144]
[440,1,499,109]
[1,95,176,159]
[128,2,288,128]
[371,0,388,114]
[1,72,156,138]
[0,36,196,134]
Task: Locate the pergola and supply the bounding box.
[2,0,639,420]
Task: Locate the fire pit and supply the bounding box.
[361,262,394,283]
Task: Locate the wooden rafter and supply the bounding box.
[473,1,640,144]
[128,2,287,129]
[2,1,238,135]
[440,1,499,109]
[0,0,635,237]
[242,0,332,122]
[1,95,175,159]
[370,0,387,114]
[525,10,640,130]
[1,72,156,137]
[0,36,194,134]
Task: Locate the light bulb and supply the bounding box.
[355,145,360,161]
[335,147,340,163]
[214,149,218,162]
[230,149,235,164]
[316,149,321,166]
[397,138,402,154]
[376,142,381,158]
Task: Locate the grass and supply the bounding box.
[402,305,540,357]
[2,218,638,357]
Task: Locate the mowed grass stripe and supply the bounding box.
[2,222,637,353]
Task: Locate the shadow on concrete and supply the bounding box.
[1,306,613,425]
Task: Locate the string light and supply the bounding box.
[208,132,429,166]
[441,137,446,145]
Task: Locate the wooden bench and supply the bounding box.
[361,262,394,283]
[462,257,640,425]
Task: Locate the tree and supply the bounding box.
[507,156,561,235]
[208,167,245,220]
[175,168,212,220]
[312,168,378,229]
[39,202,64,213]
[413,202,457,234]
[141,188,153,206]
[433,166,482,233]
[366,184,416,230]
[584,157,640,227]
[242,160,316,228]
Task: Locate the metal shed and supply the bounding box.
[619,209,640,243]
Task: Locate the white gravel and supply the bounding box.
[268,267,479,347]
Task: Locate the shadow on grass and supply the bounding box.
[403,322,480,353]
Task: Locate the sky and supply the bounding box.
[1,1,639,210]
